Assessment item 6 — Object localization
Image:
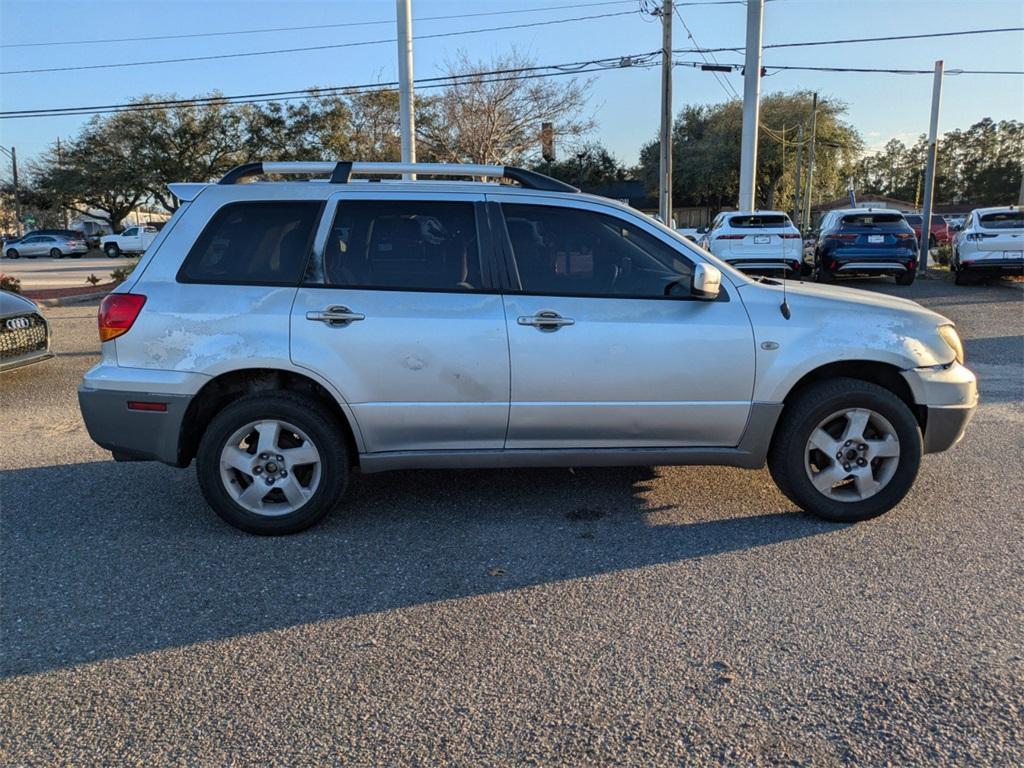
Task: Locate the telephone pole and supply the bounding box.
[0,145,21,237]
[658,0,673,225]
[396,0,416,178]
[737,0,764,212]
[57,138,70,229]
[919,59,944,275]
[793,124,804,225]
[801,93,819,231]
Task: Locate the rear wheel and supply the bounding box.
[196,391,350,535]
[895,269,915,286]
[4,249,17,259]
[953,262,973,285]
[50,248,63,259]
[768,378,922,523]
[104,243,120,258]
[816,263,834,283]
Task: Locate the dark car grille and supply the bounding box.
[1,313,48,360]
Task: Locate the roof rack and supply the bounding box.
[217,161,579,193]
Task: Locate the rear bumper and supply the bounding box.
[726,258,802,273]
[960,258,1024,274]
[78,386,192,466]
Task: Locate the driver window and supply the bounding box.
[502,204,693,298]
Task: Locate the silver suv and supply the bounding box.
[78,162,978,535]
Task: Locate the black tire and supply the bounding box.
[895,269,915,286]
[5,249,17,259]
[50,248,63,259]
[104,243,120,258]
[953,265,972,286]
[816,264,834,283]
[196,391,350,535]
[767,378,922,523]
[928,234,936,249]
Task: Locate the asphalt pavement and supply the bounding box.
[1,275,1021,766]
[1,253,131,290]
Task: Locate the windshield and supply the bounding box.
[644,211,752,284]
[728,214,791,228]
[840,213,904,227]
[979,211,1024,230]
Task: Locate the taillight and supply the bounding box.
[966,232,995,242]
[780,233,802,239]
[825,233,857,242]
[98,293,146,342]
[716,234,744,240]
[895,233,914,240]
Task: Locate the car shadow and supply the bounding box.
[1,460,836,677]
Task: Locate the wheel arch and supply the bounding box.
[178,367,363,467]
[779,360,925,430]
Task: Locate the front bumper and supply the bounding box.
[78,386,192,465]
[901,362,978,454]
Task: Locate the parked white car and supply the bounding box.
[101,225,161,258]
[701,211,803,276]
[952,206,1023,285]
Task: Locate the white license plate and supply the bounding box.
[1004,251,1022,258]
[754,235,771,244]
[868,235,884,244]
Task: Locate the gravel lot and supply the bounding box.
[1,276,1022,766]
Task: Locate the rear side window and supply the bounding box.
[179,201,322,285]
[840,213,905,227]
[322,200,483,292]
[729,214,790,228]
[979,211,1023,230]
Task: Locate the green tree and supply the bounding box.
[533,143,630,187]
[639,91,863,211]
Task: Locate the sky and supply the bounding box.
[1,0,1023,170]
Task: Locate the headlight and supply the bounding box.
[938,324,964,365]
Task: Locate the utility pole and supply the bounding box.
[1018,161,1023,205]
[919,60,943,276]
[737,0,764,212]
[57,138,69,229]
[793,124,804,226]
[4,146,22,237]
[658,0,673,226]
[801,93,818,231]
[396,0,416,179]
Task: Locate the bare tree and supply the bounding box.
[418,51,594,166]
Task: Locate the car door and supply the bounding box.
[290,192,511,454]
[120,227,140,251]
[23,236,47,256]
[489,195,756,449]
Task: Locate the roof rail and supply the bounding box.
[216,161,579,193]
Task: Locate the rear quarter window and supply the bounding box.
[178,201,322,285]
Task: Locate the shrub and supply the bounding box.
[85,274,101,286]
[0,273,22,293]
[933,244,952,267]
[110,260,139,284]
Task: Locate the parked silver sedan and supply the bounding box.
[0,290,53,371]
[4,234,88,259]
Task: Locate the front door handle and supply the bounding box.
[517,310,575,331]
[306,306,366,326]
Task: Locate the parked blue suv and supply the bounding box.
[813,208,918,285]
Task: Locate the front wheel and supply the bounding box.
[196,391,350,535]
[104,243,120,258]
[767,378,922,523]
[50,248,63,259]
[895,269,916,286]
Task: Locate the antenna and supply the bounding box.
[780,273,791,319]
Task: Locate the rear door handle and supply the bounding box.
[306,306,365,326]
[517,310,574,331]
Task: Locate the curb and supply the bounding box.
[34,290,111,307]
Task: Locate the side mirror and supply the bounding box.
[696,226,708,234]
[691,263,722,300]
[952,224,962,232]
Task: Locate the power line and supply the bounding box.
[0,1,636,49]
[4,49,1022,121]
[674,26,1024,55]
[0,10,638,76]
[671,4,741,100]
[0,52,662,117]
